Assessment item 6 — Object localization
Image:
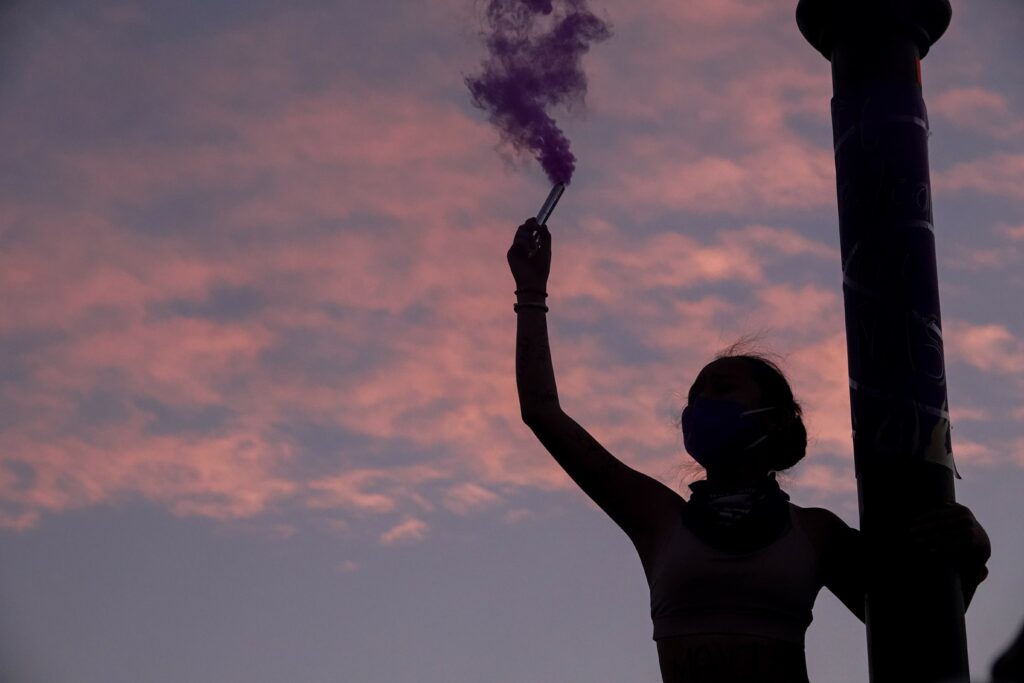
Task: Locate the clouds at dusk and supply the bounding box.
[3,5,1024,683]
[932,86,1024,140]
[1,0,1022,544]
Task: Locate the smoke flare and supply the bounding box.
[465,0,612,186]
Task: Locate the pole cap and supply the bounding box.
[797,0,952,60]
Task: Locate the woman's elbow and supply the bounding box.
[520,403,562,427]
[961,563,989,610]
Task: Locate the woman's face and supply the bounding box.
[689,358,764,411]
[687,358,775,481]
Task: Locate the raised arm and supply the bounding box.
[524,409,682,554]
[508,219,681,553]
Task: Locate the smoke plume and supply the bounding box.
[465,0,612,186]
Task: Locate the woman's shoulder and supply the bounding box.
[790,504,851,527]
[789,504,859,551]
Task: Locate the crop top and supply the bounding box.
[646,503,822,645]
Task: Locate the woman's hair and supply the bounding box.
[672,333,809,483]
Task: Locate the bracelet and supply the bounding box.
[514,302,549,313]
[514,289,548,298]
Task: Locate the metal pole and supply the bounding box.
[795,2,968,681]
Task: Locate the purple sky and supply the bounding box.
[1,1,1023,681]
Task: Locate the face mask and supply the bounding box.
[681,396,778,468]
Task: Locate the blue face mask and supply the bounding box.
[681,397,778,468]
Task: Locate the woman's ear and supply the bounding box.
[764,409,794,438]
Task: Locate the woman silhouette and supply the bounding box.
[508,218,991,682]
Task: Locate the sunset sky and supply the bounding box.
[1,1,1023,681]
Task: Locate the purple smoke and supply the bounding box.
[465,0,612,186]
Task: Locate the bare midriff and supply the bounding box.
[656,633,809,683]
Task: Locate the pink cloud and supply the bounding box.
[789,463,857,496]
[945,245,1021,272]
[306,466,447,515]
[0,510,39,532]
[0,423,299,530]
[1013,437,1024,469]
[945,320,1024,376]
[441,482,501,515]
[60,86,516,230]
[951,439,999,468]
[379,516,430,546]
[998,224,1024,241]
[58,319,274,403]
[951,405,993,423]
[581,20,834,216]
[931,86,1024,139]
[780,333,854,457]
[723,224,838,260]
[606,135,834,217]
[751,284,841,331]
[934,153,1024,199]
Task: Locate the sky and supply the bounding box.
[0,0,1023,681]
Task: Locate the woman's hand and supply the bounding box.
[507,218,551,293]
[906,501,991,573]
